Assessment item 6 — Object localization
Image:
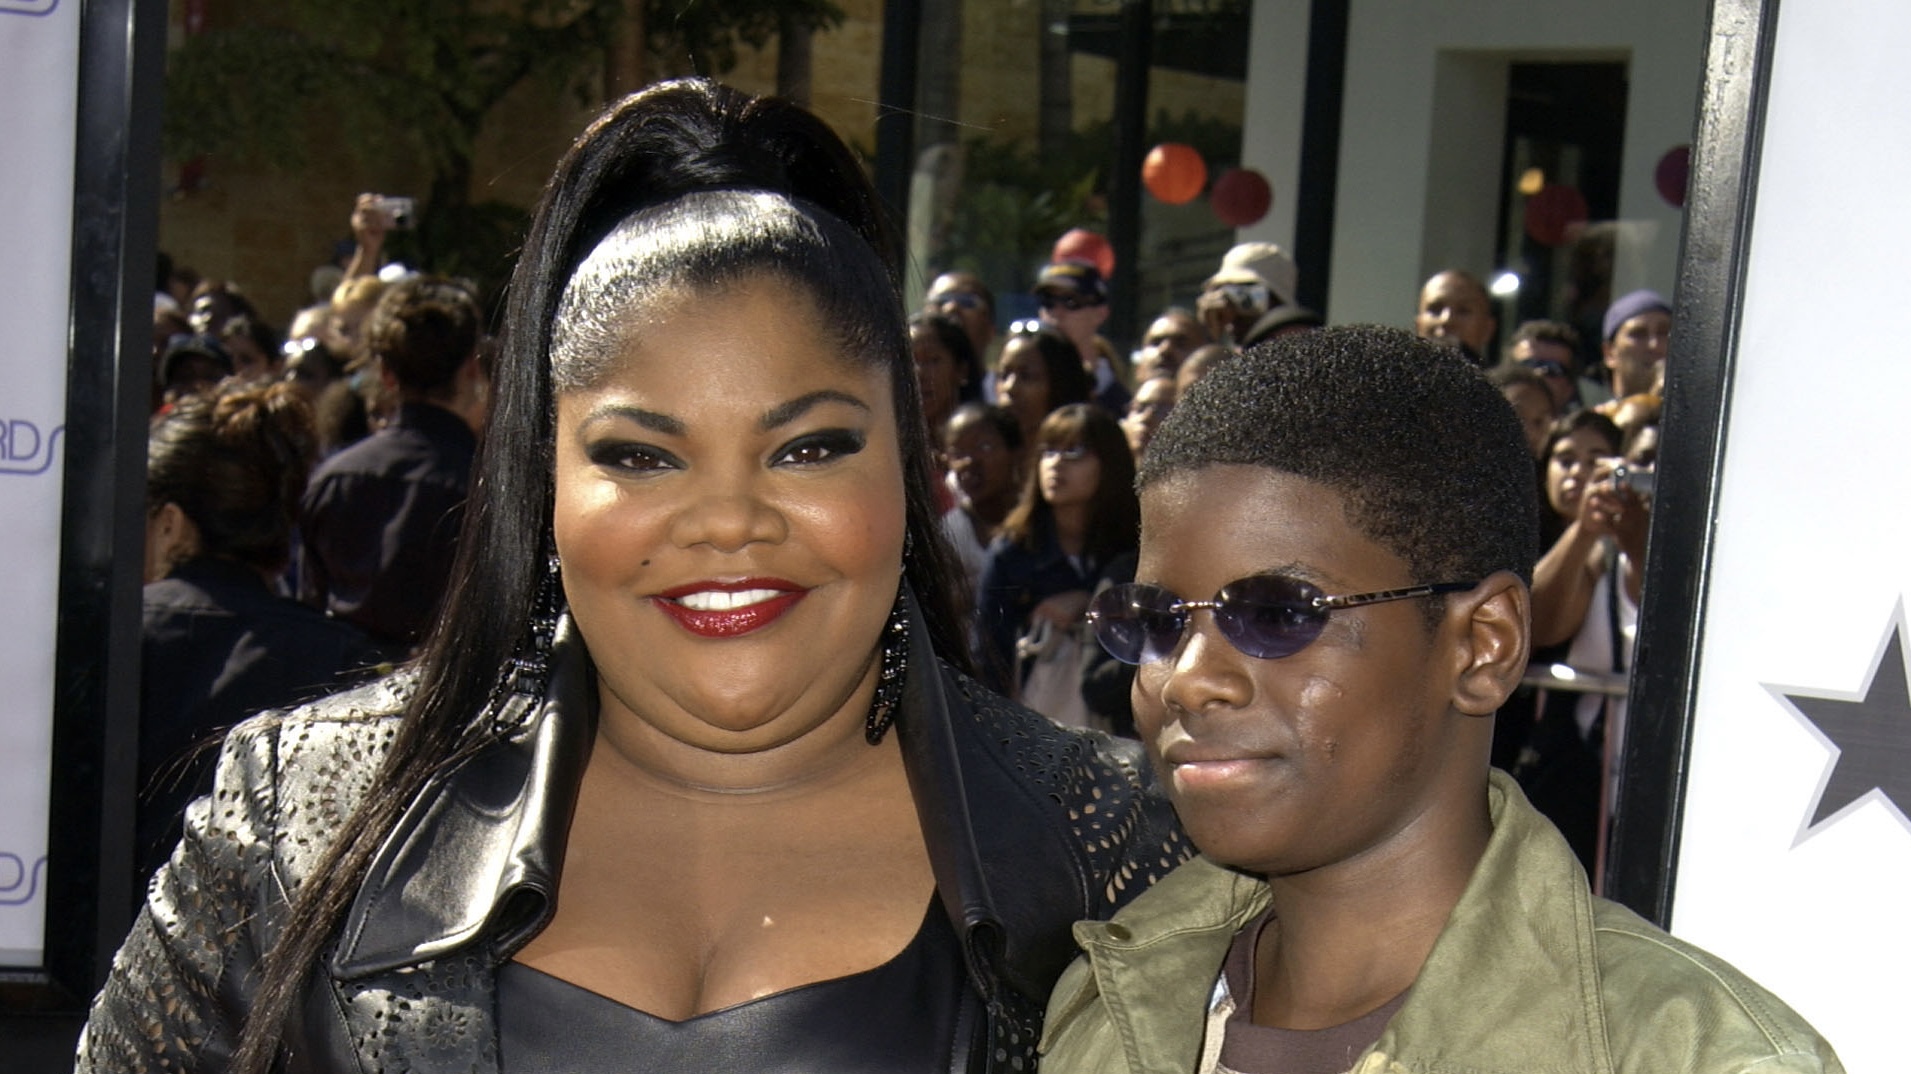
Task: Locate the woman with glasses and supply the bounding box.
[80,80,1184,1074]
[975,404,1138,702]
[995,323,1093,465]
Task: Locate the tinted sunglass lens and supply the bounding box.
[1090,585,1184,664]
[1214,575,1327,658]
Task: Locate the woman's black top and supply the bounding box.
[498,901,979,1074]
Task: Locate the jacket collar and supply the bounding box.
[330,614,593,978]
[331,589,1102,1003]
[1052,773,1614,1074]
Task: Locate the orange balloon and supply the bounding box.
[1143,143,1207,205]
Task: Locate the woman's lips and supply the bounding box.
[651,579,807,638]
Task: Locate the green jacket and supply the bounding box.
[1039,771,1843,1074]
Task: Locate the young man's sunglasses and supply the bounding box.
[1087,573,1476,664]
[1037,291,1104,312]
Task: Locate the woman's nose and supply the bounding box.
[668,480,787,552]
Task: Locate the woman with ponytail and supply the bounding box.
[80,80,1184,1074]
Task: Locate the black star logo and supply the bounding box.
[1774,612,1911,840]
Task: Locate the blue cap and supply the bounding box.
[1602,289,1671,342]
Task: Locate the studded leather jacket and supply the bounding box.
[77,602,1189,1073]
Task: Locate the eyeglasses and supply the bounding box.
[1037,292,1102,312]
[931,291,983,311]
[1520,357,1569,379]
[1009,318,1045,336]
[1086,573,1477,665]
[1211,282,1270,312]
[1040,444,1090,462]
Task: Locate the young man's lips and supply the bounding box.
[1160,744,1279,790]
[651,580,807,639]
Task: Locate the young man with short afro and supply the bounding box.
[1038,325,1841,1074]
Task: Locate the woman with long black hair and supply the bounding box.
[79,81,1182,1074]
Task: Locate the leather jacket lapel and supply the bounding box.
[331,615,595,978]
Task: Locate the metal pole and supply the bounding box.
[875,0,923,274]
[1107,0,1153,355]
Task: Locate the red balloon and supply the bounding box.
[1210,167,1272,227]
[1142,143,1207,205]
[1655,145,1691,208]
[1052,228,1114,278]
[1523,183,1589,248]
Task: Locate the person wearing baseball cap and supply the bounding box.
[1599,289,1672,401]
[1198,242,1300,346]
[1035,259,1130,413]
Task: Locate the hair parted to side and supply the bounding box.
[906,309,980,397]
[1542,407,1622,460]
[227,78,969,1073]
[1010,324,1094,411]
[1140,325,1539,587]
[147,379,317,573]
[1002,403,1139,563]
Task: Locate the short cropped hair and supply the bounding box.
[366,276,481,393]
[1509,318,1581,352]
[1140,325,1539,586]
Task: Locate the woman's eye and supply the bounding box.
[775,430,866,466]
[588,442,680,473]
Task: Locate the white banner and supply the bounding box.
[1670,2,1911,1072]
[0,0,79,966]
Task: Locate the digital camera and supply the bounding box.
[1607,462,1655,499]
[373,195,416,231]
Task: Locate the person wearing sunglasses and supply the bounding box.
[1039,326,1840,1074]
[923,270,998,362]
[1034,260,1132,414]
[1194,242,1298,347]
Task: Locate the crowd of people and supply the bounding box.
[143,168,1674,883]
[103,77,1837,1074]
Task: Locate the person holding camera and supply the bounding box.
[1527,409,1650,871]
[344,191,414,281]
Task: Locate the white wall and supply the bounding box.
[1240,0,1704,328]
[0,0,79,966]
[1237,0,1311,258]
[1671,3,1911,1070]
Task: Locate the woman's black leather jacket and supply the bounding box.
[78,602,1188,1073]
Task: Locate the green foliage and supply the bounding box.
[647,0,843,75]
[161,0,846,299]
[936,108,1242,289]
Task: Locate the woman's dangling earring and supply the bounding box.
[864,582,910,745]
[488,548,563,736]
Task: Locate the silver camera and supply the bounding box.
[1608,462,1655,499]
[372,195,416,231]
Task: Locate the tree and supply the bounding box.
[165,0,840,298]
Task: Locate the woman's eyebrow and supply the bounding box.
[760,389,870,431]
[583,403,686,436]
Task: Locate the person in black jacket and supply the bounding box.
[82,79,1184,1074]
[297,275,488,655]
[139,380,383,880]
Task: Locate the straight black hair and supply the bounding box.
[229,79,970,1071]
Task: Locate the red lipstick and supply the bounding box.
[651,578,807,638]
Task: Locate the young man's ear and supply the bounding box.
[1446,571,1531,717]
